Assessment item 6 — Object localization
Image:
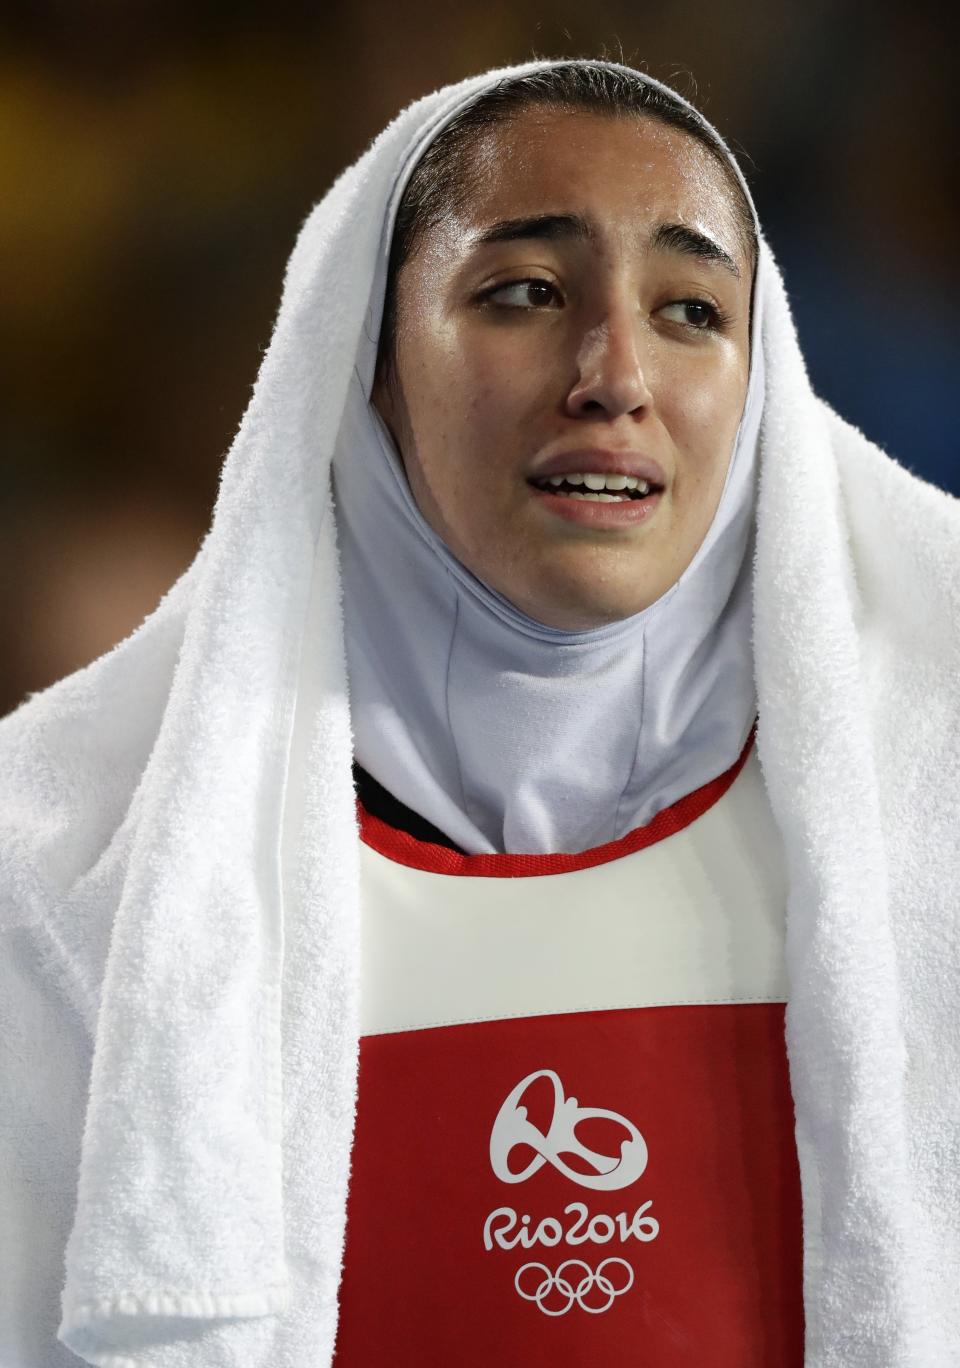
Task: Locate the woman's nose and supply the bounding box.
[564,310,653,418]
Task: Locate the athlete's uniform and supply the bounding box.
[333,734,804,1366]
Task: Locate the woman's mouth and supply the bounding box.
[527,471,664,526]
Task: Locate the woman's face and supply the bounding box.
[373,107,754,630]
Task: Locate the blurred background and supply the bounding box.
[1,0,956,717]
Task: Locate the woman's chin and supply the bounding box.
[497,574,666,631]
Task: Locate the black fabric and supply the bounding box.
[352,762,467,854]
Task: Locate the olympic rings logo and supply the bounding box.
[514,1258,634,1316]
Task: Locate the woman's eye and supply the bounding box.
[659,299,719,330]
[485,278,560,309]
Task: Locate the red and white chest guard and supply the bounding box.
[332,737,804,1366]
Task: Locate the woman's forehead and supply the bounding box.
[437,107,748,269]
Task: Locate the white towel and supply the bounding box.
[0,58,958,1368]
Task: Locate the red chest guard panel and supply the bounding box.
[333,738,804,1366]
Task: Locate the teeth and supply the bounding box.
[541,471,655,494]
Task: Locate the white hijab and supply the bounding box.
[333,79,766,854]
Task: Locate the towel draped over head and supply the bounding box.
[0,56,958,1368]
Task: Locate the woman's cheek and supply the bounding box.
[665,361,742,459]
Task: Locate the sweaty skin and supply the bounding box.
[374,107,753,631]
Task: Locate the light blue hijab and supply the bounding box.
[333,63,766,854]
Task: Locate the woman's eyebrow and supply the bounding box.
[651,222,741,279]
[471,213,740,279]
[472,212,594,246]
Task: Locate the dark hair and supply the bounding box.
[376,61,758,381]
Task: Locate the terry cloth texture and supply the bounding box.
[1,57,959,1368]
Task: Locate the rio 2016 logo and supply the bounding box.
[482,1069,659,1316]
[490,1068,649,1190]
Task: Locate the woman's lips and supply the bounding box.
[529,448,668,486]
[528,482,663,527]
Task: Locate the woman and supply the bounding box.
[0,58,957,1368]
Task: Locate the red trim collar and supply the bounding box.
[356,722,757,878]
